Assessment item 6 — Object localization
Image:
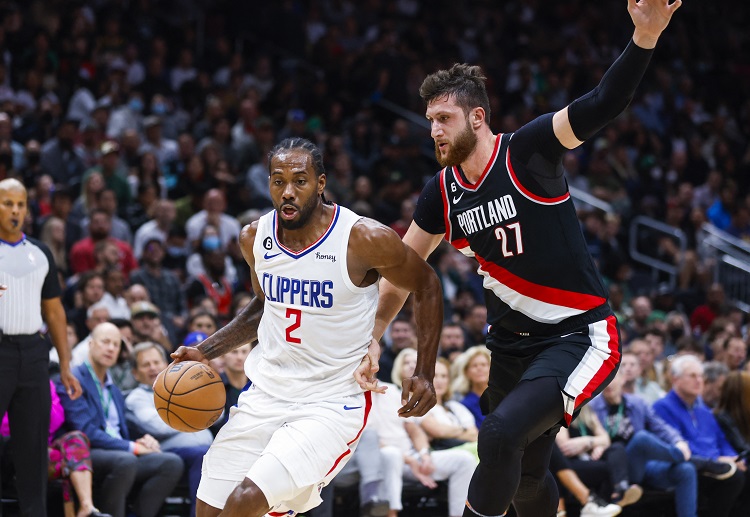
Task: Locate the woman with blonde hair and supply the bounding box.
[40,216,68,275]
[390,346,418,386]
[69,171,105,227]
[420,358,478,454]
[451,346,490,427]
[370,348,476,517]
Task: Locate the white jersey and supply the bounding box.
[248,204,379,402]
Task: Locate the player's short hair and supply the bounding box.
[419,63,491,125]
[268,137,326,178]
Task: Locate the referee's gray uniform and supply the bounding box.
[0,235,61,516]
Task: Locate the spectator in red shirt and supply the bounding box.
[70,208,137,276]
[690,283,728,336]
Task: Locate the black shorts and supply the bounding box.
[484,315,621,427]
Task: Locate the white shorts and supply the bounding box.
[197,383,371,515]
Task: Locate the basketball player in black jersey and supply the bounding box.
[370,1,682,516]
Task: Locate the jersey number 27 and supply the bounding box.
[494,222,524,257]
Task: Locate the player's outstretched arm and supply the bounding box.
[552,0,682,150]
[172,223,265,363]
[351,219,443,417]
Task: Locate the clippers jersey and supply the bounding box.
[248,204,379,402]
[415,132,611,348]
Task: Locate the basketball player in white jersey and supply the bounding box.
[171,137,443,517]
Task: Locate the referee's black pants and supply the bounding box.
[0,334,51,517]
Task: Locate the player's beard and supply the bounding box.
[435,119,478,167]
[277,192,320,230]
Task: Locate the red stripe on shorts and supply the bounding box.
[573,315,620,411]
[326,392,373,476]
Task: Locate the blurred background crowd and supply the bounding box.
[1,0,750,516]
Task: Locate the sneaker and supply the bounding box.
[361,500,389,517]
[580,494,622,517]
[690,456,737,480]
[616,484,643,507]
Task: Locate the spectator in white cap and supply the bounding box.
[130,300,173,353]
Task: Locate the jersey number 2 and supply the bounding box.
[285,308,302,344]
[494,222,524,257]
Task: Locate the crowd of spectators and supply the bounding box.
[1,0,750,515]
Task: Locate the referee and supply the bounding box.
[0,178,82,516]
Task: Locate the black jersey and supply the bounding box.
[414,116,612,347]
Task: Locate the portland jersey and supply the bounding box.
[414,130,611,348]
[248,204,379,402]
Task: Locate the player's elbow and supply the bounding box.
[421,267,443,297]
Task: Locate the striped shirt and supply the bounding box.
[0,234,61,335]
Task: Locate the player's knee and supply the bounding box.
[225,478,271,516]
[196,498,222,517]
[477,413,520,467]
[514,474,544,501]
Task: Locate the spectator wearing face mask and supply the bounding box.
[149,94,184,140]
[185,223,238,286]
[184,188,241,254]
[106,91,144,140]
[184,226,236,321]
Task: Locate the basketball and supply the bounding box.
[153,361,226,433]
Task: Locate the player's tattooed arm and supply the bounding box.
[196,296,264,360]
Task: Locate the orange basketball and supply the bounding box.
[153,361,225,432]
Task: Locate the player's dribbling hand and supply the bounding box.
[399,375,436,417]
[354,338,387,394]
[170,345,209,365]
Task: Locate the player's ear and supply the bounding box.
[317,173,326,195]
[472,108,485,129]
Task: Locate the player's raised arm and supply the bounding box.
[552,0,682,150]
[350,219,443,417]
[172,222,266,363]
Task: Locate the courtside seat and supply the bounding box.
[330,479,448,517]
